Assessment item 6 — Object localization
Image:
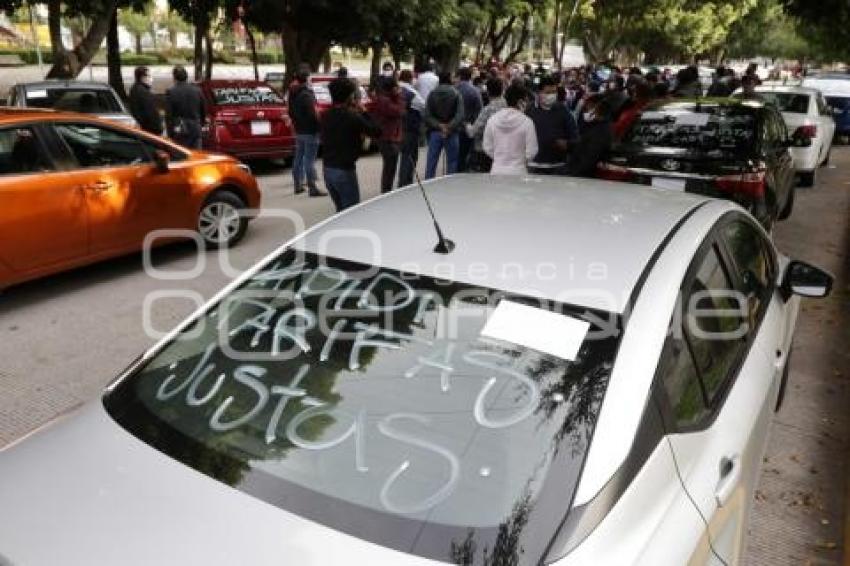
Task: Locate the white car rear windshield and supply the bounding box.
[25,87,122,113]
[105,250,621,565]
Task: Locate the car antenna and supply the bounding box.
[409,155,455,254]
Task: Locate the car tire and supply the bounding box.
[779,186,795,220]
[197,191,248,249]
[799,170,816,187]
[775,347,793,412]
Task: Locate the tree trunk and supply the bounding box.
[370,41,382,84]
[322,49,332,73]
[135,34,142,55]
[169,30,178,49]
[46,0,117,78]
[193,15,207,81]
[106,10,125,99]
[504,17,530,64]
[550,0,562,64]
[204,31,213,80]
[281,20,329,83]
[246,25,259,80]
[47,0,64,62]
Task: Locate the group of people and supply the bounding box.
[129,65,207,149]
[127,60,771,215]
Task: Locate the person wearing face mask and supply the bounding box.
[129,66,163,135]
[526,75,578,175]
[569,95,614,178]
[381,61,396,79]
[483,83,538,175]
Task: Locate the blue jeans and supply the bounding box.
[323,167,361,212]
[397,130,419,188]
[293,134,320,189]
[425,131,459,179]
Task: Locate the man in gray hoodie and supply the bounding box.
[423,71,465,179]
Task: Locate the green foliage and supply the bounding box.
[0,47,54,64]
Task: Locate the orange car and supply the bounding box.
[0,108,261,289]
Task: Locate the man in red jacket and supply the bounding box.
[371,76,406,193]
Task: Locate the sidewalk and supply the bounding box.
[743,157,850,565]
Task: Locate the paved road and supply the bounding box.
[0,149,847,564]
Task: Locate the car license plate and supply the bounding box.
[652,177,687,191]
[251,120,271,136]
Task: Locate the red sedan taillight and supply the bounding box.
[793,124,817,139]
[597,162,635,182]
[715,171,766,198]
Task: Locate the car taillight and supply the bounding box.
[715,171,766,198]
[793,124,817,139]
[597,162,635,182]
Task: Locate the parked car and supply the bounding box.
[199,79,295,162]
[7,80,137,128]
[801,75,850,140]
[733,85,835,186]
[0,175,831,565]
[0,108,260,289]
[305,75,376,152]
[598,98,799,229]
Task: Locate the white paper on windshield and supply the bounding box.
[676,113,710,127]
[26,89,48,99]
[480,300,590,361]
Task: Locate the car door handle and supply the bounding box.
[85,181,112,192]
[715,455,742,508]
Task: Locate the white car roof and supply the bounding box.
[294,175,710,314]
[754,85,819,96]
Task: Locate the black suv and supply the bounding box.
[597,99,804,229]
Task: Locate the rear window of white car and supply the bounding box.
[105,250,622,565]
[25,87,122,113]
[755,92,810,113]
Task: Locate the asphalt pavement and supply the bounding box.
[0,148,847,564]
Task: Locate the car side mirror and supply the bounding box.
[781,260,833,300]
[153,150,170,173]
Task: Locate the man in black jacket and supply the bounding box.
[165,65,205,149]
[128,66,162,135]
[320,78,382,212]
[288,64,325,197]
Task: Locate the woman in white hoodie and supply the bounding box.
[483,83,539,175]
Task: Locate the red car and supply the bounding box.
[200,79,295,161]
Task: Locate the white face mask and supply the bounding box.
[142,75,153,87]
[382,70,394,77]
[583,111,595,122]
[540,93,557,109]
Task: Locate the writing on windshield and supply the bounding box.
[212,86,283,106]
[628,108,756,151]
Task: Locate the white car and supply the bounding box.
[0,176,832,565]
[734,85,835,186]
[802,74,850,143]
